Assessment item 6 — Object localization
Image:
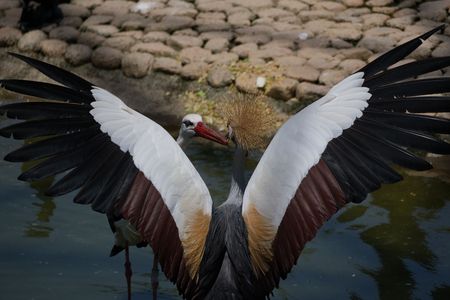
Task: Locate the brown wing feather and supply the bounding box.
[120,172,208,298]
[252,160,346,293]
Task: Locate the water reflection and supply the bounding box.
[338,173,450,299]
[21,154,56,238]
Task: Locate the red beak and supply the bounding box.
[194,122,228,145]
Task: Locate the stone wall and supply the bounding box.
[0,0,449,120]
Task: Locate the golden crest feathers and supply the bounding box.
[221,93,276,150]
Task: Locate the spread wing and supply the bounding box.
[241,25,450,296]
[0,53,211,298]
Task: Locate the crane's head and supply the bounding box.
[178,113,228,146]
[222,93,276,150]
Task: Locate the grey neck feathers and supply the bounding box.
[224,146,246,206]
[176,129,191,149]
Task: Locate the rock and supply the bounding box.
[231,43,258,58]
[298,47,338,59]
[113,31,144,40]
[86,25,119,37]
[130,42,177,57]
[274,56,306,67]
[168,0,195,9]
[330,38,353,49]
[102,36,136,51]
[296,82,328,101]
[179,47,212,64]
[195,19,231,32]
[267,78,298,101]
[197,1,233,12]
[307,55,340,70]
[341,0,364,7]
[153,57,182,74]
[228,12,253,27]
[313,1,346,11]
[93,1,134,16]
[204,38,229,53]
[197,12,227,20]
[278,0,308,13]
[146,16,194,32]
[39,39,68,56]
[180,62,208,80]
[81,15,114,28]
[235,73,260,94]
[319,69,347,86]
[49,26,80,42]
[364,27,403,38]
[432,42,450,58]
[112,13,146,29]
[358,36,396,53]
[207,66,234,87]
[59,4,90,18]
[235,34,271,45]
[4,7,21,17]
[362,13,389,29]
[199,31,234,42]
[366,0,393,6]
[262,39,295,50]
[142,31,170,43]
[122,20,148,31]
[167,35,203,49]
[173,29,198,37]
[60,16,83,28]
[386,15,415,29]
[150,7,198,19]
[339,59,366,73]
[249,47,293,60]
[299,10,335,22]
[18,30,46,51]
[65,44,92,66]
[418,1,448,22]
[257,8,293,19]
[77,32,105,48]
[72,0,103,9]
[210,52,239,66]
[0,27,22,46]
[327,27,362,41]
[91,46,123,69]
[283,65,320,82]
[341,47,372,60]
[0,0,20,10]
[393,8,416,17]
[122,52,154,78]
[0,15,19,28]
[371,6,398,15]
[234,0,273,9]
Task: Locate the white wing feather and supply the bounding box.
[90,87,212,240]
[242,73,371,228]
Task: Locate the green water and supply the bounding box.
[0,134,449,300]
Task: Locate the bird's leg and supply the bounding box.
[151,254,159,300]
[124,242,132,300]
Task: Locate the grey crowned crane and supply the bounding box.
[1,24,450,299]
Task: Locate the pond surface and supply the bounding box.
[0,128,450,300]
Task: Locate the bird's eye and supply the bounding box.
[183,120,194,127]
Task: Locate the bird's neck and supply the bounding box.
[176,130,190,149]
[224,146,246,206]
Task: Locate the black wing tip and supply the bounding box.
[17,172,34,182]
[4,152,24,162]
